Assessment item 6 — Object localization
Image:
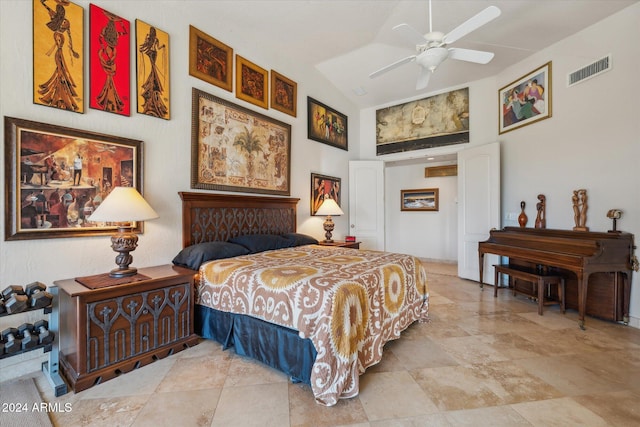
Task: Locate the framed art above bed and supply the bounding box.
[191,88,291,195]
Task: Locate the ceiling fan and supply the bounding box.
[369,0,501,90]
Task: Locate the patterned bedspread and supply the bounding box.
[196,245,429,406]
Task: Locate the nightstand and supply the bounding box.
[55,265,199,393]
[318,241,361,249]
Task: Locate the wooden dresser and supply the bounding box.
[55,265,199,392]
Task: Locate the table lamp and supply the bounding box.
[88,187,159,278]
[315,198,343,243]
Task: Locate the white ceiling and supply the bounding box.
[198,0,637,109]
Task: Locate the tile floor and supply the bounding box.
[22,263,640,426]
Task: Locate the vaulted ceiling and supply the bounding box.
[198,0,637,108]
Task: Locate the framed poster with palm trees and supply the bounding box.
[191,88,291,195]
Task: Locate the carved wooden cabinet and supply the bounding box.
[55,265,199,392]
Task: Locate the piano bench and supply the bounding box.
[493,264,565,316]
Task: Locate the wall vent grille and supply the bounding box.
[567,54,612,87]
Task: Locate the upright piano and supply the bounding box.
[478,227,636,328]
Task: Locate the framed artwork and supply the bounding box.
[135,19,170,119]
[4,117,143,241]
[401,188,439,212]
[310,173,341,216]
[307,97,348,150]
[89,4,131,116]
[376,88,469,155]
[33,0,84,113]
[191,88,291,195]
[271,70,297,117]
[499,62,552,134]
[188,25,233,92]
[236,55,268,109]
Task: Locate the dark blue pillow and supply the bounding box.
[228,234,295,253]
[172,242,250,270]
[281,233,318,246]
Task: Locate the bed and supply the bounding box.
[178,192,429,406]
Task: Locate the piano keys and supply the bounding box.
[478,227,635,329]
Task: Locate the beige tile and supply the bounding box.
[388,336,459,370]
[443,405,533,426]
[288,382,368,427]
[517,310,580,330]
[50,394,150,427]
[358,371,438,421]
[430,334,510,366]
[132,388,221,427]
[156,352,233,392]
[573,389,640,426]
[224,353,289,387]
[370,413,453,426]
[211,383,289,427]
[511,396,610,426]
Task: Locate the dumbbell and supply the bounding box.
[1,285,28,314]
[17,323,37,350]
[33,320,55,345]
[25,282,53,309]
[1,327,22,354]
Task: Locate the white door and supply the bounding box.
[457,142,501,282]
[349,160,385,250]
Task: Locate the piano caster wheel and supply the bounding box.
[579,320,586,330]
[623,316,629,326]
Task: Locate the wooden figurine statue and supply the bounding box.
[518,201,528,227]
[535,194,546,228]
[572,189,589,231]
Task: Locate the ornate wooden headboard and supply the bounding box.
[179,192,300,248]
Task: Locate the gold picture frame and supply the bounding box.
[135,19,170,119]
[401,188,439,212]
[499,61,552,134]
[189,25,233,92]
[270,70,297,117]
[236,55,268,109]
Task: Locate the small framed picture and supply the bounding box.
[135,20,170,119]
[189,25,233,92]
[236,55,268,109]
[270,70,297,117]
[401,188,439,212]
[307,97,348,150]
[311,173,341,215]
[499,61,552,134]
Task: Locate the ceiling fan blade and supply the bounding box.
[369,55,417,78]
[443,5,501,44]
[416,68,432,90]
[393,23,428,46]
[448,48,495,64]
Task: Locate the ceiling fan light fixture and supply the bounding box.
[417,47,449,71]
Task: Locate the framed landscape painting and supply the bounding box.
[499,62,552,134]
[191,88,290,195]
[401,188,439,212]
[4,117,143,241]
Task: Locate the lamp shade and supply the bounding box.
[315,198,344,216]
[88,187,159,222]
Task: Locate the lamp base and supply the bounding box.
[323,216,335,243]
[109,225,139,278]
[109,266,138,278]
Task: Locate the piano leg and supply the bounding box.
[577,272,590,330]
[479,253,485,290]
[621,271,631,325]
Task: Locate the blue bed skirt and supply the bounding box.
[195,304,317,385]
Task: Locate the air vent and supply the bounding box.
[567,54,612,87]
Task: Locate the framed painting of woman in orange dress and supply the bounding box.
[135,20,170,120]
[33,0,84,113]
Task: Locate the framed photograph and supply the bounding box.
[307,97,348,150]
[33,0,84,113]
[4,117,143,241]
[191,88,291,195]
[89,4,131,116]
[271,70,297,117]
[135,19,170,119]
[189,25,233,92]
[376,88,468,155]
[499,61,552,134]
[401,188,439,212]
[311,173,341,216]
[236,55,268,109]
